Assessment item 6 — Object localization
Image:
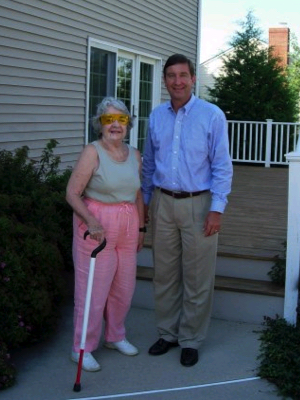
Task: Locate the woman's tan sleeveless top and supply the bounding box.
[84,141,140,203]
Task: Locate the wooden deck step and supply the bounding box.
[136,266,284,298]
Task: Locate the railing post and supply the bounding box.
[265,119,273,167]
[284,137,300,325]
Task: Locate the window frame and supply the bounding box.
[85,37,162,148]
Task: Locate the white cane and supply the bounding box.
[73,230,106,392]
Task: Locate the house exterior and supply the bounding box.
[0,0,201,169]
[198,27,289,101]
[269,26,290,68]
[198,47,233,100]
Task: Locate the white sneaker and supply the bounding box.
[71,351,101,372]
[104,339,139,356]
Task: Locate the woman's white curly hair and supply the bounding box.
[92,97,133,138]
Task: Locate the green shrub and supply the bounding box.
[0,341,16,390]
[0,220,65,346]
[0,140,73,389]
[268,241,286,287]
[258,316,300,399]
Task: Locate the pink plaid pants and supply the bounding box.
[72,198,139,352]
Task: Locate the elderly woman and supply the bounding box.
[66,97,145,371]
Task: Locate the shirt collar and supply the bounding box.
[167,93,196,115]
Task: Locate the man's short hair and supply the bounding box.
[163,54,195,77]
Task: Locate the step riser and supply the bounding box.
[137,248,274,281]
[216,256,273,281]
[137,248,153,267]
[132,280,284,324]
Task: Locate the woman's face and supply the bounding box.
[100,106,129,143]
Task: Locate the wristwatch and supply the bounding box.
[139,227,147,232]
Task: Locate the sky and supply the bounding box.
[200,0,300,63]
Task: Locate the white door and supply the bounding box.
[86,40,161,152]
[117,53,160,152]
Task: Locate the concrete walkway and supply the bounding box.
[4,299,287,400]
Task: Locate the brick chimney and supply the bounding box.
[269,27,290,67]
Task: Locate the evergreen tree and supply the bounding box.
[208,11,298,122]
[287,33,300,119]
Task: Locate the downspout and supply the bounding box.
[195,0,202,98]
[85,37,92,145]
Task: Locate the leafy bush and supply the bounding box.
[0,341,16,390]
[0,140,73,389]
[268,242,300,314]
[258,316,300,399]
[268,241,286,287]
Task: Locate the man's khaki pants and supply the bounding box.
[150,188,218,349]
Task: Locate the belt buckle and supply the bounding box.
[172,190,181,198]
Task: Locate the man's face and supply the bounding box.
[164,63,196,104]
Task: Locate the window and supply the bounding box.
[86,38,161,152]
[138,62,154,152]
[88,48,116,142]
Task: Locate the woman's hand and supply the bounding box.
[87,219,105,243]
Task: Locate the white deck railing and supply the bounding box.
[228,119,300,167]
[228,118,300,324]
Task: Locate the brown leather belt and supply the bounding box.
[158,187,209,199]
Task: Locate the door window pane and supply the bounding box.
[89,48,116,142]
[138,62,153,152]
[117,57,132,110]
[117,57,133,143]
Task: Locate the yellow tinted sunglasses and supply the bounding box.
[100,114,130,126]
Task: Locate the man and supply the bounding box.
[141,54,233,367]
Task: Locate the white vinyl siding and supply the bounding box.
[0,0,199,168]
[198,56,226,100]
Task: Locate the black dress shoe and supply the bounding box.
[148,338,179,355]
[180,348,198,367]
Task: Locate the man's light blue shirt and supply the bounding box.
[142,94,233,213]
